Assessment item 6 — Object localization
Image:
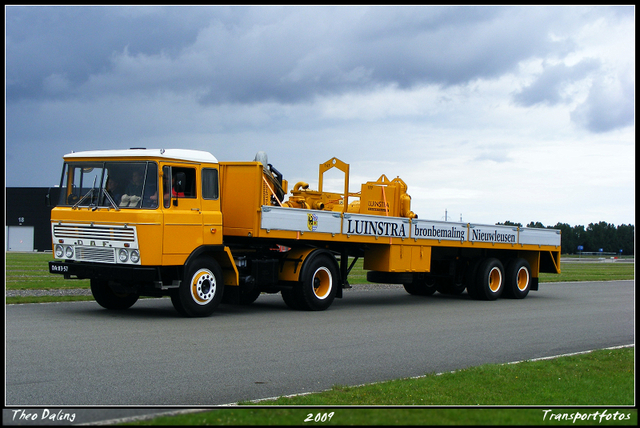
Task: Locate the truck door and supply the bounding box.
[162,165,203,260]
[201,167,223,246]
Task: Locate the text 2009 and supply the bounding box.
[304,412,335,423]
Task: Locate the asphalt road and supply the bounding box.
[4,280,635,424]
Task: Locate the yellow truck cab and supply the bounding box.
[49,148,561,317]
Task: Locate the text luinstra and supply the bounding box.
[346,219,408,237]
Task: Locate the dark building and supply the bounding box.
[6,187,58,252]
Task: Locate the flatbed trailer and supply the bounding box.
[48,149,561,316]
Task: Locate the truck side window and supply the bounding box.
[164,166,197,207]
[162,166,171,208]
[202,168,219,200]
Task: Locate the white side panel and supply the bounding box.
[468,224,518,244]
[261,206,342,234]
[343,213,410,238]
[519,227,562,246]
[411,219,467,242]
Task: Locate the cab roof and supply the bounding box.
[63,148,218,163]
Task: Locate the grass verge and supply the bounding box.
[124,347,635,426]
[5,253,635,305]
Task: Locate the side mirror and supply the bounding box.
[45,187,61,207]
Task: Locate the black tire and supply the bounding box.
[465,258,483,299]
[436,277,466,295]
[503,258,532,299]
[403,276,437,296]
[171,257,224,317]
[281,288,302,310]
[294,253,339,311]
[222,286,262,305]
[90,279,139,310]
[236,288,262,305]
[367,271,414,284]
[471,258,505,301]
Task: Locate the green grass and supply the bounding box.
[539,261,634,282]
[124,347,635,426]
[4,253,634,304]
[5,252,90,290]
[250,347,634,406]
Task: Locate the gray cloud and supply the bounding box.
[512,59,601,106]
[571,70,635,133]
[5,6,586,106]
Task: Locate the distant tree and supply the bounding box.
[553,222,578,254]
[496,221,523,227]
[526,221,545,229]
[585,221,616,252]
[489,219,632,255]
[615,224,634,255]
[492,221,633,255]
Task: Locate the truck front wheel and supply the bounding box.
[91,279,139,310]
[295,254,338,311]
[172,257,224,317]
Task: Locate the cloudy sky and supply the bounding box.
[5,5,635,227]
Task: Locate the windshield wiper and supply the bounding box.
[73,176,103,210]
[73,189,94,209]
[101,188,120,211]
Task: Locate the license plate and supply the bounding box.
[49,262,69,274]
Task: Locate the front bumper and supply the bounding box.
[49,260,159,283]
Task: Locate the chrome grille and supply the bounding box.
[75,246,116,263]
[53,224,135,242]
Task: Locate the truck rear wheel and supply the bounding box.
[470,258,504,301]
[294,253,338,311]
[403,276,437,296]
[436,278,466,295]
[91,279,139,310]
[503,258,532,299]
[171,257,224,317]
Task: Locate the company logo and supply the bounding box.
[307,213,318,231]
[345,219,407,238]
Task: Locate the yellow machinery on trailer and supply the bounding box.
[49,149,561,317]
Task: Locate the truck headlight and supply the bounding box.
[55,244,64,258]
[118,248,129,263]
[65,246,74,259]
[130,249,140,263]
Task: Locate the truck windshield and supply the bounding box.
[56,161,159,209]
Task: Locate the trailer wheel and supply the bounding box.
[471,258,504,301]
[91,279,139,310]
[171,257,224,317]
[295,253,338,311]
[403,276,437,296]
[503,258,532,299]
[436,278,466,295]
[465,258,483,299]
